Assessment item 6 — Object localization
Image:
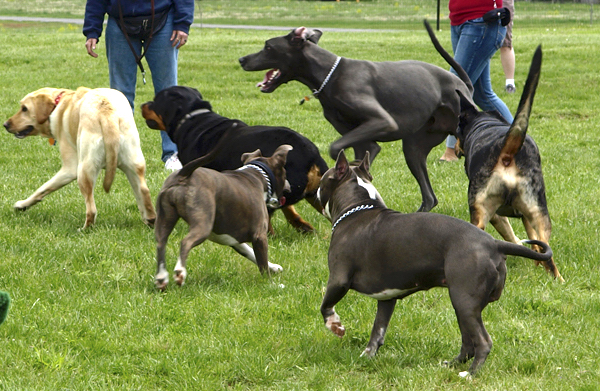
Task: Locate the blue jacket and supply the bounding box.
[83,0,194,40]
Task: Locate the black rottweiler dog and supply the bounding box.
[141,86,328,233]
[455,45,562,281]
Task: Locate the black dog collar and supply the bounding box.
[243,161,280,208]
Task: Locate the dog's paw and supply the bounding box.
[155,273,169,291]
[13,201,28,211]
[268,262,283,274]
[174,268,187,286]
[458,371,472,380]
[360,347,376,358]
[328,321,345,338]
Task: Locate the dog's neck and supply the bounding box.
[238,161,280,208]
[173,108,211,134]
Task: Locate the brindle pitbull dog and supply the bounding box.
[455,46,563,282]
[239,20,475,213]
[154,144,292,290]
[316,150,554,377]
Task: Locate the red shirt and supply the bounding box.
[449,0,503,26]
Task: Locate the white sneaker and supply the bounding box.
[165,153,183,171]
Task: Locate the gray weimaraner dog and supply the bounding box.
[239,20,475,212]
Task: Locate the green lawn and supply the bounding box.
[0,1,599,390]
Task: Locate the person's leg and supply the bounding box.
[144,11,179,163]
[105,16,141,110]
[441,19,510,159]
[501,46,516,92]
[473,61,513,122]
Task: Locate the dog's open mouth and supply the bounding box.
[14,126,34,139]
[256,69,281,92]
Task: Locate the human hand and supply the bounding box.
[170,30,189,49]
[85,38,98,58]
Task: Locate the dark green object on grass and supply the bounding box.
[0,291,10,325]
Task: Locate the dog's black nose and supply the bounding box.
[3,121,9,130]
[238,57,246,67]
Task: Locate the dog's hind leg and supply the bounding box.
[402,137,442,212]
[362,299,397,357]
[448,286,494,377]
[120,159,156,227]
[489,214,520,243]
[77,163,101,229]
[176,224,215,286]
[321,281,350,338]
[522,213,563,281]
[154,198,179,290]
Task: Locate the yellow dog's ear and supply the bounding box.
[33,94,56,124]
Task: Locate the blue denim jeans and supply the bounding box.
[446,18,513,148]
[105,11,179,161]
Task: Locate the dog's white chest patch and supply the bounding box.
[363,289,412,300]
[357,177,380,201]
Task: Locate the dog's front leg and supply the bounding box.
[14,166,77,211]
[231,242,283,274]
[251,234,270,274]
[361,299,397,358]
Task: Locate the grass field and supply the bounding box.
[0,1,599,390]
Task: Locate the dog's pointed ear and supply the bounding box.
[288,27,322,46]
[357,151,373,181]
[457,89,478,116]
[33,94,56,124]
[241,149,263,164]
[334,150,349,180]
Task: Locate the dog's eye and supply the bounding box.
[21,106,28,113]
[264,44,271,51]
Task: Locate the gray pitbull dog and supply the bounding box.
[316,150,554,377]
[240,20,474,212]
[154,144,292,290]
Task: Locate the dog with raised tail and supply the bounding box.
[154,143,292,290]
[454,45,562,282]
[316,149,554,377]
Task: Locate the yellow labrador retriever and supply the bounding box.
[3,87,156,229]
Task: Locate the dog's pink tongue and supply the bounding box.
[279,197,286,206]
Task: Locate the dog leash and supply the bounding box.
[331,204,375,233]
[240,161,280,209]
[300,56,341,105]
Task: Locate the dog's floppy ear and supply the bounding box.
[272,144,293,165]
[241,149,263,164]
[32,93,56,124]
[334,150,350,180]
[288,27,323,46]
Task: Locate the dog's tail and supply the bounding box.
[100,112,121,193]
[498,45,542,168]
[497,239,552,263]
[177,122,239,179]
[423,19,473,95]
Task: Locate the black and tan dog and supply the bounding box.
[154,144,292,290]
[316,150,554,377]
[141,86,328,233]
[455,46,562,281]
